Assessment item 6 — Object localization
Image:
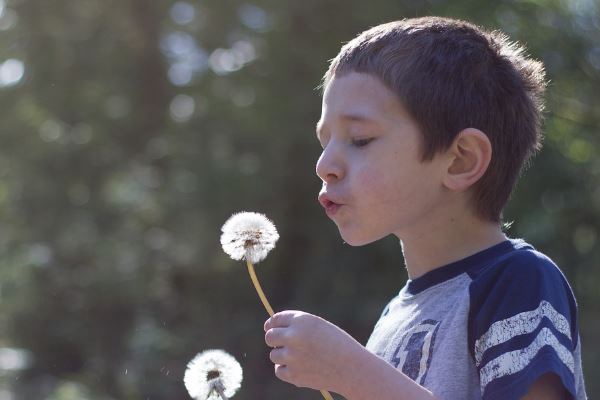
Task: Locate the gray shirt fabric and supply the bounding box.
[366,239,587,400]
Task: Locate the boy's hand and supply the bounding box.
[264,310,362,393]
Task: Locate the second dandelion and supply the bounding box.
[183,349,243,400]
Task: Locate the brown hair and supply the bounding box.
[322,17,547,222]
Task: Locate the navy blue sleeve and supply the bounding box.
[468,249,579,400]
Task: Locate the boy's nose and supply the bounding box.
[315,146,343,183]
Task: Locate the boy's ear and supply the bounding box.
[442,128,492,192]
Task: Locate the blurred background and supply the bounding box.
[0,0,598,399]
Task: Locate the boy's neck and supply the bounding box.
[398,213,507,280]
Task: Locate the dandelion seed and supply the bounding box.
[220,211,279,264]
[183,349,243,400]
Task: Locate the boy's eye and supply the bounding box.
[351,138,374,147]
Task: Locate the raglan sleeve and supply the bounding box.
[468,250,581,400]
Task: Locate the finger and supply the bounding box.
[264,310,296,331]
[274,364,293,383]
[269,347,289,365]
[264,327,288,348]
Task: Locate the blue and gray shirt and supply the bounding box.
[366,239,587,399]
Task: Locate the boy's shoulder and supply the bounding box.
[467,238,577,328]
[467,238,575,308]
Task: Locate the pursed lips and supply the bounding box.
[318,192,344,216]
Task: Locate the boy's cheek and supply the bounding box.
[354,171,396,203]
[354,168,382,189]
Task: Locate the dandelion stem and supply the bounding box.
[246,260,275,317]
[320,390,335,400]
[207,378,230,400]
[214,385,229,400]
[245,260,334,400]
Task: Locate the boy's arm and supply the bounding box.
[264,310,436,400]
[522,373,567,400]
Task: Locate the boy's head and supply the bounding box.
[321,17,547,222]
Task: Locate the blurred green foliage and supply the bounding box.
[0,0,598,399]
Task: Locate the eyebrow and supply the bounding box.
[316,112,377,138]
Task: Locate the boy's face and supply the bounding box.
[316,72,448,245]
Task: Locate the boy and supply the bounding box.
[263,17,587,399]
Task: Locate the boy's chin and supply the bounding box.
[338,230,381,247]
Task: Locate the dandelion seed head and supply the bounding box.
[184,349,243,399]
[220,211,279,264]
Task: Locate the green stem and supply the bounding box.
[246,260,275,317]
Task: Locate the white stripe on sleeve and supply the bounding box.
[474,300,571,366]
[479,327,575,394]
